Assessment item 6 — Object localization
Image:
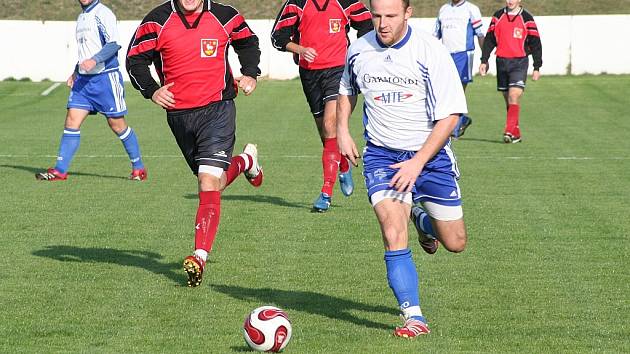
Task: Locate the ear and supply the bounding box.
[404,6,413,20]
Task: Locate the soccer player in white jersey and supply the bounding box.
[433,0,484,138]
[36,0,146,181]
[337,0,469,338]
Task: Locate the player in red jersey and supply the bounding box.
[479,0,542,143]
[127,0,263,287]
[271,0,372,212]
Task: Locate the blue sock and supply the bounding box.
[54,128,80,174]
[118,127,144,169]
[415,209,436,239]
[384,249,426,323]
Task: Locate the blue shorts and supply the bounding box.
[362,142,462,206]
[451,51,474,84]
[67,70,127,118]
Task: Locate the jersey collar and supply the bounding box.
[375,25,412,50]
[450,0,466,7]
[81,0,100,13]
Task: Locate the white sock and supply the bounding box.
[194,249,208,262]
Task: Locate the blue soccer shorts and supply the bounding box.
[451,51,474,84]
[67,70,127,118]
[362,142,463,221]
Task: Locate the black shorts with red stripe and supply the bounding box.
[299,65,345,118]
[166,100,236,174]
[496,57,529,91]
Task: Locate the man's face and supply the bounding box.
[370,0,412,46]
[178,0,204,13]
[78,0,94,6]
[506,0,521,11]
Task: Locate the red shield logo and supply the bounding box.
[201,39,218,58]
[329,19,342,33]
[513,28,523,39]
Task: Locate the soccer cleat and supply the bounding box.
[411,206,439,255]
[129,168,147,181]
[35,168,68,181]
[312,193,331,212]
[183,255,206,287]
[393,318,431,338]
[452,115,472,139]
[338,167,354,197]
[503,133,521,144]
[243,143,263,187]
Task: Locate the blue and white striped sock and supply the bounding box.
[118,126,144,169]
[54,128,80,174]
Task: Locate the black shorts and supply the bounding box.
[496,57,528,91]
[299,65,344,118]
[166,100,236,174]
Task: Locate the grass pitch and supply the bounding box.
[0,76,628,353]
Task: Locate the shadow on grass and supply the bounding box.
[213,284,397,331]
[0,164,127,180]
[184,193,308,209]
[455,137,504,144]
[32,245,184,286]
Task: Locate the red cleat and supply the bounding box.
[129,168,147,181]
[243,144,263,187]
[393,318,430,338]
[35,168,68,181]
[183,255,205,287]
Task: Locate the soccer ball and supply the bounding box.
[242,306,292,352]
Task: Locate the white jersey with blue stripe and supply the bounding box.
[433,0,484,54]
[75,0,120,75]
[339,25,468,152]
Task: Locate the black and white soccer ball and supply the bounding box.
[242,306,292,352]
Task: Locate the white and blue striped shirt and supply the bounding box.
[339,25,467,151]
[434,0,485,54]
[75,0,120,75]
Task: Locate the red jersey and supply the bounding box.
[481,7,542,69]
[127,0,260,110]
[271,0,372,70]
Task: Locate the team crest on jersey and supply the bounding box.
[329,19,342,33]
[513,27,523,39]
[201,39,219,58]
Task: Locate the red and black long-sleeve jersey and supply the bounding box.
[271,0,372,70]
[126,0,260,110]
[481,7,542,70]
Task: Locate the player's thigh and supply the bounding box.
[507,57,528,90]
[451,51,473,84]
[64,108,90,129]
[86,71,128,118]
[495,57,510,92]
[363,143,415,207]
[373,198,412,250]
[195,100,236,171]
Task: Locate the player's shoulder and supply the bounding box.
[437,3,450,14]
[140,1,173,25]
[93,2,116,19]
[463,1,481,11]
[492,8,504,18]
[210,1,244,24]
[520,8,536,21]
[410,26,442,46]
[348,30,376,53]
[337,0,368,9]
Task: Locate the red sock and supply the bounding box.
[321,138,340,196]
[194,191,221,252]
[506,104,521,137]
[225,154,251,187]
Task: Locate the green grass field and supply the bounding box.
[0,76,629,353]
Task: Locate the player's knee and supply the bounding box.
[440,229,467,253]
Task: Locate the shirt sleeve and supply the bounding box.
[97,8,120,43]
[339,49,360,96]
[470,5,485,37]
[425,41,468,121]
[270,0,300,51]
[229,13,262,78]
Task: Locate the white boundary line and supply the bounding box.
[40,82,61,96]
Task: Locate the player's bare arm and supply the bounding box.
[285,42,318,63]
[151,82,175,109]
[336,94,360,167]
[389,114,459,193]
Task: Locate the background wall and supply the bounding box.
[2,15,629,82]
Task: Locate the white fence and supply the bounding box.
[2,15,630,82]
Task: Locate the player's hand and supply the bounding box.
[79,59,97,73]
[151,82,175,109]
[236,76,257,96]
[532,70,541,81]
[299,47,318,63]
[389,158,423,193]
[337,133,360,167]
[479,63,488,76]
[66,73,76,88]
